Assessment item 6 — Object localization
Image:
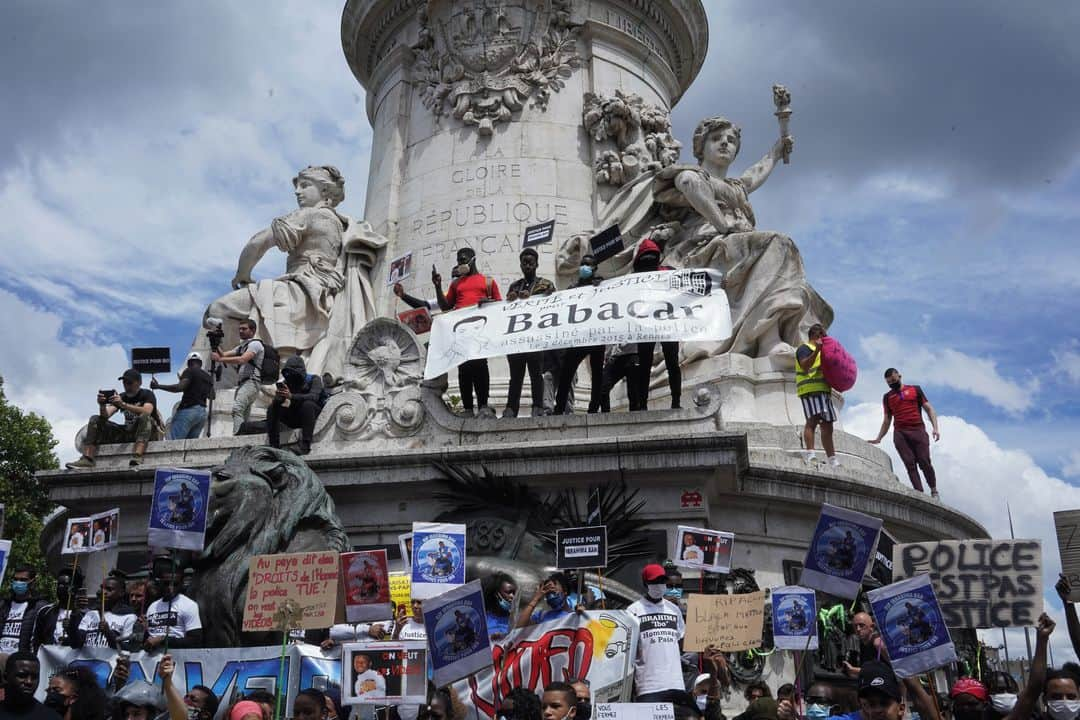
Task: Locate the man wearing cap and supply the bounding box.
[67,369,161,469]
[632,238,682,410]
[810,661,939,720]
[152,352,215,439]
[627,564,692,710]
[949,678,990,720]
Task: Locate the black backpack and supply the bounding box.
[244,341,281,384]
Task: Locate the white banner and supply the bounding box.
[424,269,732,379]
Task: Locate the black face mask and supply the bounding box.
[888,381,902,391]
[44,690,68,713]
[577,701,592,720]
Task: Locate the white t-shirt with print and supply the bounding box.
[627,597,685,695]
[1,601,28,654]
[397,618,427,641]
[79,609,137,647]
[146,594,202,639]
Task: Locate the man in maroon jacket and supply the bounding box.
[869,368,942,498]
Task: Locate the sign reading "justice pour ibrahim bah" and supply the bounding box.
[556,526,608,569]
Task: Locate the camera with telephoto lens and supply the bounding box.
[206,317,225,351]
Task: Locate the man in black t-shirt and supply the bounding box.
[267,355,325,455]
[152,352,215,440]
[67,369,161,469]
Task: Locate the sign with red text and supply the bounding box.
[243,551,340,632]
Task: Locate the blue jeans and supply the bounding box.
[168,405,207,440]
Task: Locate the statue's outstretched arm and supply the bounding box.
[231,227,275,289]
[739,136,794,194]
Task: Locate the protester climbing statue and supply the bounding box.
[562,91,833,390]
[200,165,388,384]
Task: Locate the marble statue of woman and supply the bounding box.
[561,115,831,365]
[201,165,387,384]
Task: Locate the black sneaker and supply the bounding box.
[66,456,96,470]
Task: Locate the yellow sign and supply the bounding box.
[390,571,412,612]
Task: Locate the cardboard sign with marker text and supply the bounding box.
[1055,510,1080,602]
[893,539,1041,628]
[243,551,340,632]
[684,591,766,651]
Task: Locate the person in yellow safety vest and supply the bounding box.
[795,323,839,467]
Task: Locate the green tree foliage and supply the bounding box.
[0,376,59,588]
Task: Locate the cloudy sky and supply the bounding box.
[3,1,1079,661]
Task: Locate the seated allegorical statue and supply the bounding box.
[201,165,388,385]
[561,114,832,370]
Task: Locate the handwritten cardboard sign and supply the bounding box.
[893,539,1042,628]
[243,551,340,633]
[684,591,766,652]
[1054,510,1080,602]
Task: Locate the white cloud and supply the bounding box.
[855,333,1039,414]
[1064,451,1080,480]
[844,402,1080,664]
[1052,344,1080,384]
[0,289,128,462]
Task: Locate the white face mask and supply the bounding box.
[646,583,666,601]
[990,694,1017,713]
[1048,700,1080,720]
[695,696,708,711]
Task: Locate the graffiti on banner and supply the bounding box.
[892,539,1042,628]
[424,269,731,379]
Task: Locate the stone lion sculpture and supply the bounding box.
[189,446,348,646]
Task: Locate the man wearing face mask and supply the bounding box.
[266,355,326,455]
[434,247,502,418]
[984,672,1019,719]
[144,567,203,650]
[0,566,49,655]
[571,680,592,720]
[632,239,682,410]
[541,683,579,720]
[32,567,85,649]
[1006,613,1078,720]
[691,674,724,720]
[627,564,692,710]
[484,573,518,640]
[2,652,59,719]
[518,574,575,626]
[868,368,941,497]
[949,678,990,720]
[554,254,606,414]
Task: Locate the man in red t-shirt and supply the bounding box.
[434,247,502,417]
[869,367,942,497]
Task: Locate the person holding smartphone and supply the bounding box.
[266,355,326,455]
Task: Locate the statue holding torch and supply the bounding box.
[773,84,793,164]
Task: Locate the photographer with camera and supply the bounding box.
[151,352,215,440]
[267,355,326,455]
[66,369,161,469]
[210,318,265,434]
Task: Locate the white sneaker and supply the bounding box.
[828,455,841,467]
[802,450,816,464]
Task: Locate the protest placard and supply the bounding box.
[590,225,624,263]
[672,526,734,572]
[557,526,608,569]
[411,522,466,599]
[801,503,882,599]
[340,641,428,706]
[892,539,1042,628]
[148,468,211,551]
[1054,510,1080,602]
[523,219,556,248]
[388,251,413,285]
[771,586,817,650]
[242,551,340,633]
[61,516,94,554]
[90,508,120,550]
[390,571,411,614]
[399,533,413,568]
[424,269,730,379]
[868,574,957,678]
[684,591,766,652]
[866,528,895,587]
[594,704,675,720]
[0,540,10,586]
[423,580,492,687]
[131,347,171,374]
[398,307,432,335]
[342,550,392,623]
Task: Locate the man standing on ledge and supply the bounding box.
[503,247,556,418]
[796,324,838,466]
[869,367,941,498]
[434,247,501,418]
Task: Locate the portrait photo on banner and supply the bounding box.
[423,580,492,688]
[672,525,734,572]
[340,641,428,706]
[411,522,466,599]
[90,508,120,550]
[868,574,956,678]
[148,468,212,551]
[341,550,392,623]
[801,503,882,599]
[61,516,94,554]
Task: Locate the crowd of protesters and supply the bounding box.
[4,553,1080,720]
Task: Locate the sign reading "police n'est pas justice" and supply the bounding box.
[424,269,731,379]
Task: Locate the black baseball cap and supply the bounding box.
[119,369,142,383]
[858,661,902,702]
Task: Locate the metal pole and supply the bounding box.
[1007,502,1034,666]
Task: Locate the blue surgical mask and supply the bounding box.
[545,591,565,609]
[806,704,830,720]
[579,265,594,280]
[497,596,513,612]
[11,580,29,596]
[664,587,683,600]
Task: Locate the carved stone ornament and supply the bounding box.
[411,0,582,136]
[312,318,426,442]
[583,89,683,187]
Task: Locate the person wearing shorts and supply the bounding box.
[795,324,838,466]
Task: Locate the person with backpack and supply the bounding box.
[433,247,502,418]
[266,355,326,455]
[211,318,278,434]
